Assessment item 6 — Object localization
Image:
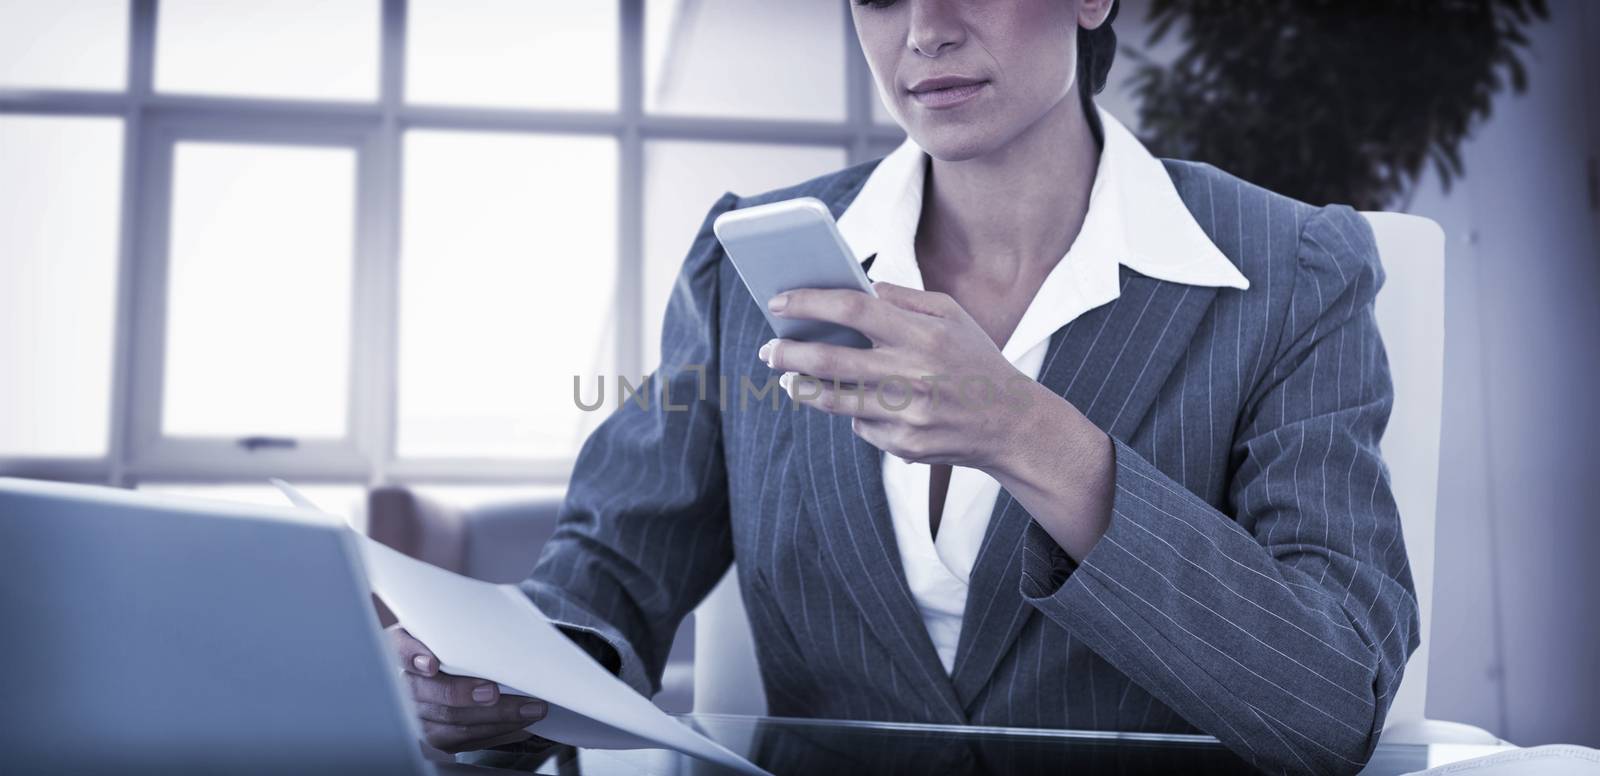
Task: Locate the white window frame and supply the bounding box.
[124,115,385,481]
[0,0,905,490]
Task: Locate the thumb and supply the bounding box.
[390,625,439,677]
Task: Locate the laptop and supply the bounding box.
[0,477,489,776]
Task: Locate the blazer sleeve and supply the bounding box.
[520,192,742,698]
[1018,204,1421,775]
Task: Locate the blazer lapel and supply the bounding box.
[797,402,967,723]
[949,268,1221,710]
[780,170,967,722]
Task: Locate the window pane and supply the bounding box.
[407,0,617,111]
[155,0,379,101]
[410,484,565,510]
[645,0,844,120]
[162,142,356,439]
[0,115,123,457]
[643,141,847,372]
[399,131,618,459]
[0,0,128,90]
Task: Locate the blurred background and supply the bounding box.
[1,0,1595,748]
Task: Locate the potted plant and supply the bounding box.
[1125,0,1549,210]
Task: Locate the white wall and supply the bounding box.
[1105,0,1600,745]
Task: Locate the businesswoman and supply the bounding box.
[393,0,1419,772]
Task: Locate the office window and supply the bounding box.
[0,1,903,487]
[642,141,848,372]
[410,484,567,509]
[0,0,129,91]
[161,142,358,439]
[645,0,845,121]
[0,115,124,457]
[154,0,380,101]
[398,131,618,460]
[406,0,618,111]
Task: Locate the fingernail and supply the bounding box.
[780,372,794,394]
[412,654,433,674]
[768,294,788,314]
[472,684,497,704]
[758,339,776,367]
[519,701,548,720]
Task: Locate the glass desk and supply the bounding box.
[456,714,1515,775]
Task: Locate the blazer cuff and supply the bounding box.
[521,579,654,698]
[1019,519,1079,600]
[1020,435,1203,615]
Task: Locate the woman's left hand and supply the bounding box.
[759,281,1048,474]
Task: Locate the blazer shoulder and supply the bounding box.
[1158,157,1323,246]
[1159,157,1317,212]
[730,156,886,217]
[1296,201,1386,300]
[1156,157,1381,298]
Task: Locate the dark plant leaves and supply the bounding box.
[1128,0,1547,210]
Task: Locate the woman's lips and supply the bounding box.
[909,80,988,109]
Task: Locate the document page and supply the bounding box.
[271,481,768,775]
[357,533,767,775]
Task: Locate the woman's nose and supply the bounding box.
[907,0,964,58]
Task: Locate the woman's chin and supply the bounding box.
[908,123,1005,163]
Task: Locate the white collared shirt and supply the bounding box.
[834,106,1250,674]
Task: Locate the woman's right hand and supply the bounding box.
[389,625,551,752]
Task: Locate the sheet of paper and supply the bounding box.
[1401,744,1600,776]
[269,480,767,775]
[270,480,768,771]
[354,537,766,774]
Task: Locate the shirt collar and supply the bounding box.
[836,105,1249,361]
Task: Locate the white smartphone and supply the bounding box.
[712,196,877,348]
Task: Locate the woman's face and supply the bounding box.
[851,0,1112,160]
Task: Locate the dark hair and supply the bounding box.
[1078,0,1119,97]
[1077,0,1119,145]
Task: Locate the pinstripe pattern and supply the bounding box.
[523,155,1418,775]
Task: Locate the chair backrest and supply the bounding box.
[693,212,1447,725]
[1363,212,1447,727]
[693,566,767,713]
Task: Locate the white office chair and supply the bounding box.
[692,212,1501,745]
[1364,212,1498,745]
[693,566,765,714]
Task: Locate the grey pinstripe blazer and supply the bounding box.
[522,155,1419,775]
